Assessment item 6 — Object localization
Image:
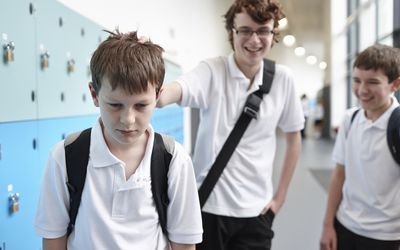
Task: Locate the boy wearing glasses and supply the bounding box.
[320,44,400,250]
[158,0,304,249]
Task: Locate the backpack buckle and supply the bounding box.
[243,93,262,119]
[244,106,258,119]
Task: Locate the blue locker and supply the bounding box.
[0,0,37,122]
[0,121,41,249]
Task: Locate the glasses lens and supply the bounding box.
[236,28,272,38]
[257,29,272,37]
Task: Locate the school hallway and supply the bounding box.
[271,132,335,250]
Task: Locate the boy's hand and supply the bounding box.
[320,224,337,250]
[138,36,150,43]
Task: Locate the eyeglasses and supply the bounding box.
[232,27,275,39]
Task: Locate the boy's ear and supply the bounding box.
[88,82,99,107]
[391,77,400,92]
[156,86,164,100]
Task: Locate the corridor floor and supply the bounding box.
[272,134,336,250]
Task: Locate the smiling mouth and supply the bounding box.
[360,97,373,102]
[245,47,263,53]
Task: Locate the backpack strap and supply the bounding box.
[150,132,174,236]
[65,128,91,237]
[198,59,275,208]
[345,108,360,138]
[387,106,400,165]
[350,109,360,124]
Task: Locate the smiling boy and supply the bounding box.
[320,44,400,250]
[157,0,304,249]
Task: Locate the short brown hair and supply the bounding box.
[353,44,400,83]
[224,0,285,49]
[90,30,165,95]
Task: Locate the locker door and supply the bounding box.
[0,121,41,249]
[0,1,37,122]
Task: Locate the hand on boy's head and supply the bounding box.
[138,36,150,44]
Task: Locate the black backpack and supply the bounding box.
[350,106,400,165]
[64,128,174,237]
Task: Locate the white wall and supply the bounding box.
[330,0,348,128]
[269,44,324,101]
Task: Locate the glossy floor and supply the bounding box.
[272,133,335,250]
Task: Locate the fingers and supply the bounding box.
[138,36,149,43]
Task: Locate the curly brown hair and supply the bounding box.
[90,30,165,95]
[224,0,285,50]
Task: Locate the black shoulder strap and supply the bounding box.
[150,132,173,236]
[198,59,275,208]
[65,128,91,237]
[387,106,400,165]
[350,109,360,124]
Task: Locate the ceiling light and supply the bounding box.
[278,18,288,30]
[283,35,296,47]
[306,55,317,65]
[319,61,327,70]
[294,46,305,56]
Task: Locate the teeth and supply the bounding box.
[246,48,261,52]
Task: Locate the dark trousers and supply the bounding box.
[335,218,400,250]
[197,210,275,250]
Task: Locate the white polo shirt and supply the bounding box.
[35,119,203,249]
[177,54,304,217]
[333,96,400,240]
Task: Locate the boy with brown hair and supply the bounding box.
[320,44,400,250]
[158,0,304,249]
[35,30,202,250]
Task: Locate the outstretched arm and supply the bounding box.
[262,131,302,214]
[43,235,67,250]
[157,82,183,107]
[170,242,195,250]
[320,164,345,250]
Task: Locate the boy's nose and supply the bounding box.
[249,32,262,42]
[120,108,135,125]
[358,82,369,93]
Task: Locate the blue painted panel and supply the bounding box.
[152,60,184,143]
[152,105,184,144]
[35,0,104,119]
[0,121,41,249]
[37,115,98,168]
[35,0,81,119]
[59,4,108,117]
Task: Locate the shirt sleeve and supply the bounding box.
[166,142,203,244]
[34,141,70,239]
[332,109,355,166]
[177,61,213,109]
[277,66,305,132]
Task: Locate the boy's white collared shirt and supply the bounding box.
[177,53,304,217]
[35,119,202,249]
[333,96,400,240]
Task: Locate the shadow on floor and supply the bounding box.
[309,168,333,192]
